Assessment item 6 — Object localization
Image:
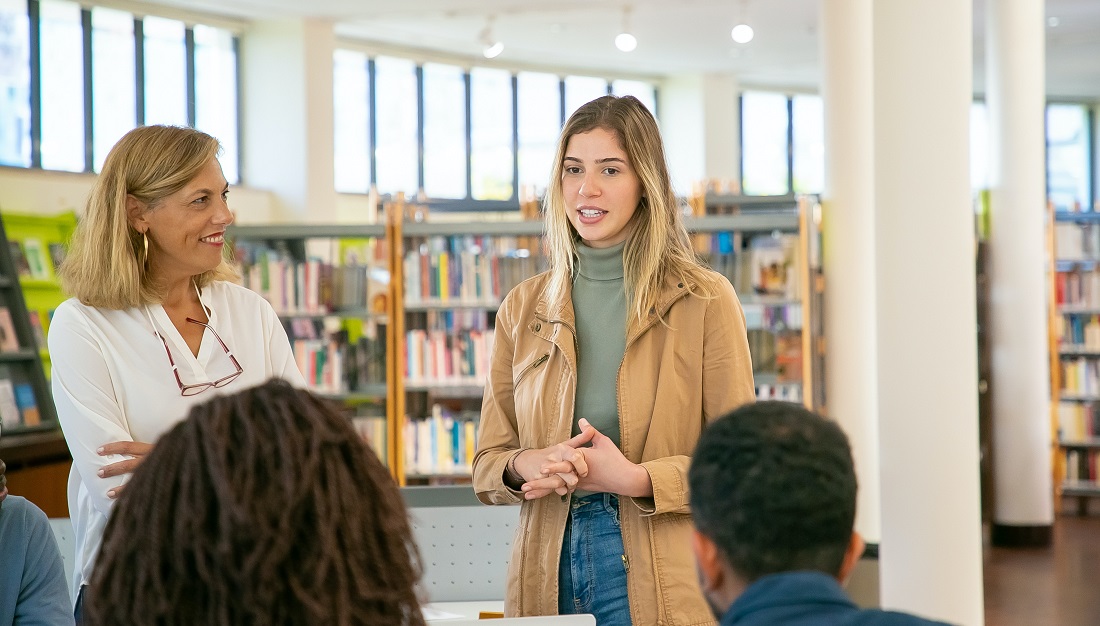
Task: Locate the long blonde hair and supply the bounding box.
[60,125,238,309]
[544,95,713,323]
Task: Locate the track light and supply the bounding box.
[480,16,504,59]
[731,0,754,44]
[615,6,637,52]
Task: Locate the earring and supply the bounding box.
[142,232,149,271]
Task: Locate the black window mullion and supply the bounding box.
[511,73,519,202]
[558,78,566,126]
[416,64,425,193]
[464,70,472,199]
[185,27,195,127]
[786,96,794,194]
[28,0,41,168]
[606,80,613,96]
[134,17,144,126]
[652,86,660,119]
[367,57,377,187]
[81,7,92,172]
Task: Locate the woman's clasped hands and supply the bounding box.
[518,418,652,500]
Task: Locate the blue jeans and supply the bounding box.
[557,493,631,625]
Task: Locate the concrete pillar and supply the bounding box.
[240,19,337,222]
[986,0,1053,545]
[659,73,740,195]
[820,0,881,547]
[873,1,985,623]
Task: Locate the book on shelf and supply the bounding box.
[286,317,386,395]
[403,404,479,476]
[1055,266,1100,309]
[13,382,39,427]
[1060,358,1100,397]
[8,241,30,278]
[0,307,19,352]
[0,378,18,429]
[1063,449,1099,483]
[22,238,50,279]
[756,382,802,403]
[27,311,45,348]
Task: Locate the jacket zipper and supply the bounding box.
[514,352,549,387]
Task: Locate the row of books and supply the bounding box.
[1057,313,1100,349]
[1054,222,1100,261]
[1063,450,1099,483]
[1055,268,1100,310]
[236,240,388,316]
[351,413,387,465]
[1060,358,1100,397]
[403,235,548,305]
[756,382,802,403]
[8,238,66,280]
[0,306,53,352]
[749,329,803,384]
[285,318,386,394]
[403,406,479,475]
[1058,401,1100,442]
[406,328,495,385]
[743,302,803,332]
[0,366,40,429]
[697,233,802,301]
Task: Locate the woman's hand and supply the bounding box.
[97,441,153,498]
[558,419,654,498]
[515,428,596,500]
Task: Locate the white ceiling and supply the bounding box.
[133,0,1100,98]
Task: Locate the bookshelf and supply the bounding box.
[0,212,59,437]
[689,191,824,410]
[0,212,78,379]
[1050,204,1100,513]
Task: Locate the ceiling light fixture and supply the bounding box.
[731,0,754,44]
[615,6,637,53]
[480,16,504,59]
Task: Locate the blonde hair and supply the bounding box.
[543,95,713,322]
[60,125,238,309]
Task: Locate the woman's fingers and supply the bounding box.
[97,458,141,479]
[97,441,153,457]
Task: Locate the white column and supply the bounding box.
[986,0,1053,542]
[240,19,337,222]
[820,0,880,546]
[659,74,740,195]
[873,2,984,624]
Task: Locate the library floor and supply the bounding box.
[982,512,1100,626]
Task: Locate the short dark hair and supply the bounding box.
[689,401,857,582]
[87,379,425,625]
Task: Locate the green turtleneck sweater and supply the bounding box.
[572,241,627,451]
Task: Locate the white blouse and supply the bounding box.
[48,280,305,593]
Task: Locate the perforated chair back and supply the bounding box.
[408,503,519,602]
[47,517,76,604]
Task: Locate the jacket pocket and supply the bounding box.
[514,352,549,389]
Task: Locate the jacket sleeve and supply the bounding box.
[471,292,524,505]
[634,276,755,516]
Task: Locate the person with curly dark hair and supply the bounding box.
[84,379,424,626]
[689,401,954,626]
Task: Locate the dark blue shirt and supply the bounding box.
[721,571,955,626]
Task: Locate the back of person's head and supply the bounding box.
[86,379,425,626]
[543,95,709,321]
[689,401,858,583]
[60,124,236,309]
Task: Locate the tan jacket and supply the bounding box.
[473,268,756,625]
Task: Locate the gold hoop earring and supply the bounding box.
[142,232,149,270]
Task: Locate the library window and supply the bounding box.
[791,94,823,195]
[142,16,188,128]
[564,75,609,120]
[517,71,562,195]
[374,55,419,197]
[39,0,85,173]
[970,102,989,193]
[0,0,31,167]
[91,6,136,172]
[193,25,239,184]
[611,79,657,117]
[741,91,789,195]
[422,62,468,199]
[1047,103,1092,212]
[333,49,370,194]
[470,66,514,200]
